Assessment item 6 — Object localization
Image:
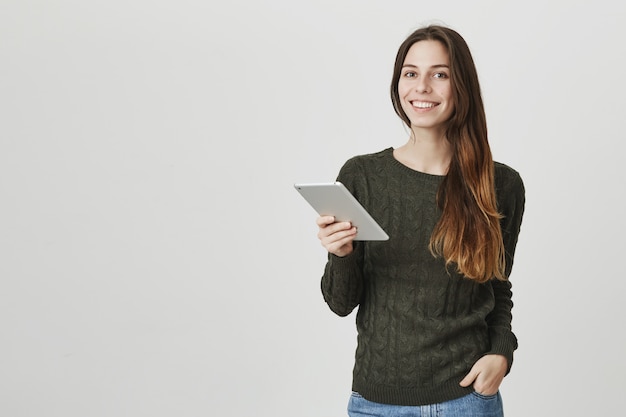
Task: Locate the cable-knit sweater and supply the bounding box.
[321,147,525,406]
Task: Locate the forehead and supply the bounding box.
[403,40,449,66]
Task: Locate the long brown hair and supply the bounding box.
[390,25,505,282]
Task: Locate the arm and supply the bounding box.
[321,243,365,317]
[461,276,517,394]
[319,158,368,317]
[486,170,525,371]
[460,168,526,394]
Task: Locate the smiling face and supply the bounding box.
[397,40,454,136]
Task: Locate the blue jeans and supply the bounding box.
[347,391,504,417]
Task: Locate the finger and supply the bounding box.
[316,215,336,227]
[459,368,478,387]
[321,226,357,247]
[473,370,503,395]
[317,221,353,239]
[322,228,357,256]
[473,379,498,396]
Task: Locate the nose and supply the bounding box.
[415,76,431,93]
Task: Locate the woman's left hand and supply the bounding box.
[459,354,508,396]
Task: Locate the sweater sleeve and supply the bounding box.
[321,245,365,316]
[320,157,367,317]
[486,167,526,372]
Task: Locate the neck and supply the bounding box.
[394,128,452,175]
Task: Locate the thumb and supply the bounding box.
[459,367,479,388]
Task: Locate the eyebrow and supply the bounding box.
[402,64,450,69]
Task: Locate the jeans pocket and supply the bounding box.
[471,391,499,400]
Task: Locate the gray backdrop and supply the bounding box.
[2,1,625,416]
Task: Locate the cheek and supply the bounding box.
[447,97,455,113]
[397,80,412,97]
[439,89,454,111]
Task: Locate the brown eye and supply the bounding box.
[433,72,448,79]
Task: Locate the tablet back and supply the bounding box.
[294,182,389,241]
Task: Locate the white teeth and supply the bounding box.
[412,101,436,108]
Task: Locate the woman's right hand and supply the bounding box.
[316,216,357,257]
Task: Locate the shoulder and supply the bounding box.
[339,148,393,178]
[342,148,392,168]
[494,161,526,229]
[494,161,525,197]
[337,148,393,196]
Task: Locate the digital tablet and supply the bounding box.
[294,182,389,241]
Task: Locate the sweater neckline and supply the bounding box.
[383,147,446,182]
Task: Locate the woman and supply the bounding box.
[316,25,525,416]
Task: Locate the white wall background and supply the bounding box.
[2,1,625,416]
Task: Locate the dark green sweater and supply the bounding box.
[321,148,525,406]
